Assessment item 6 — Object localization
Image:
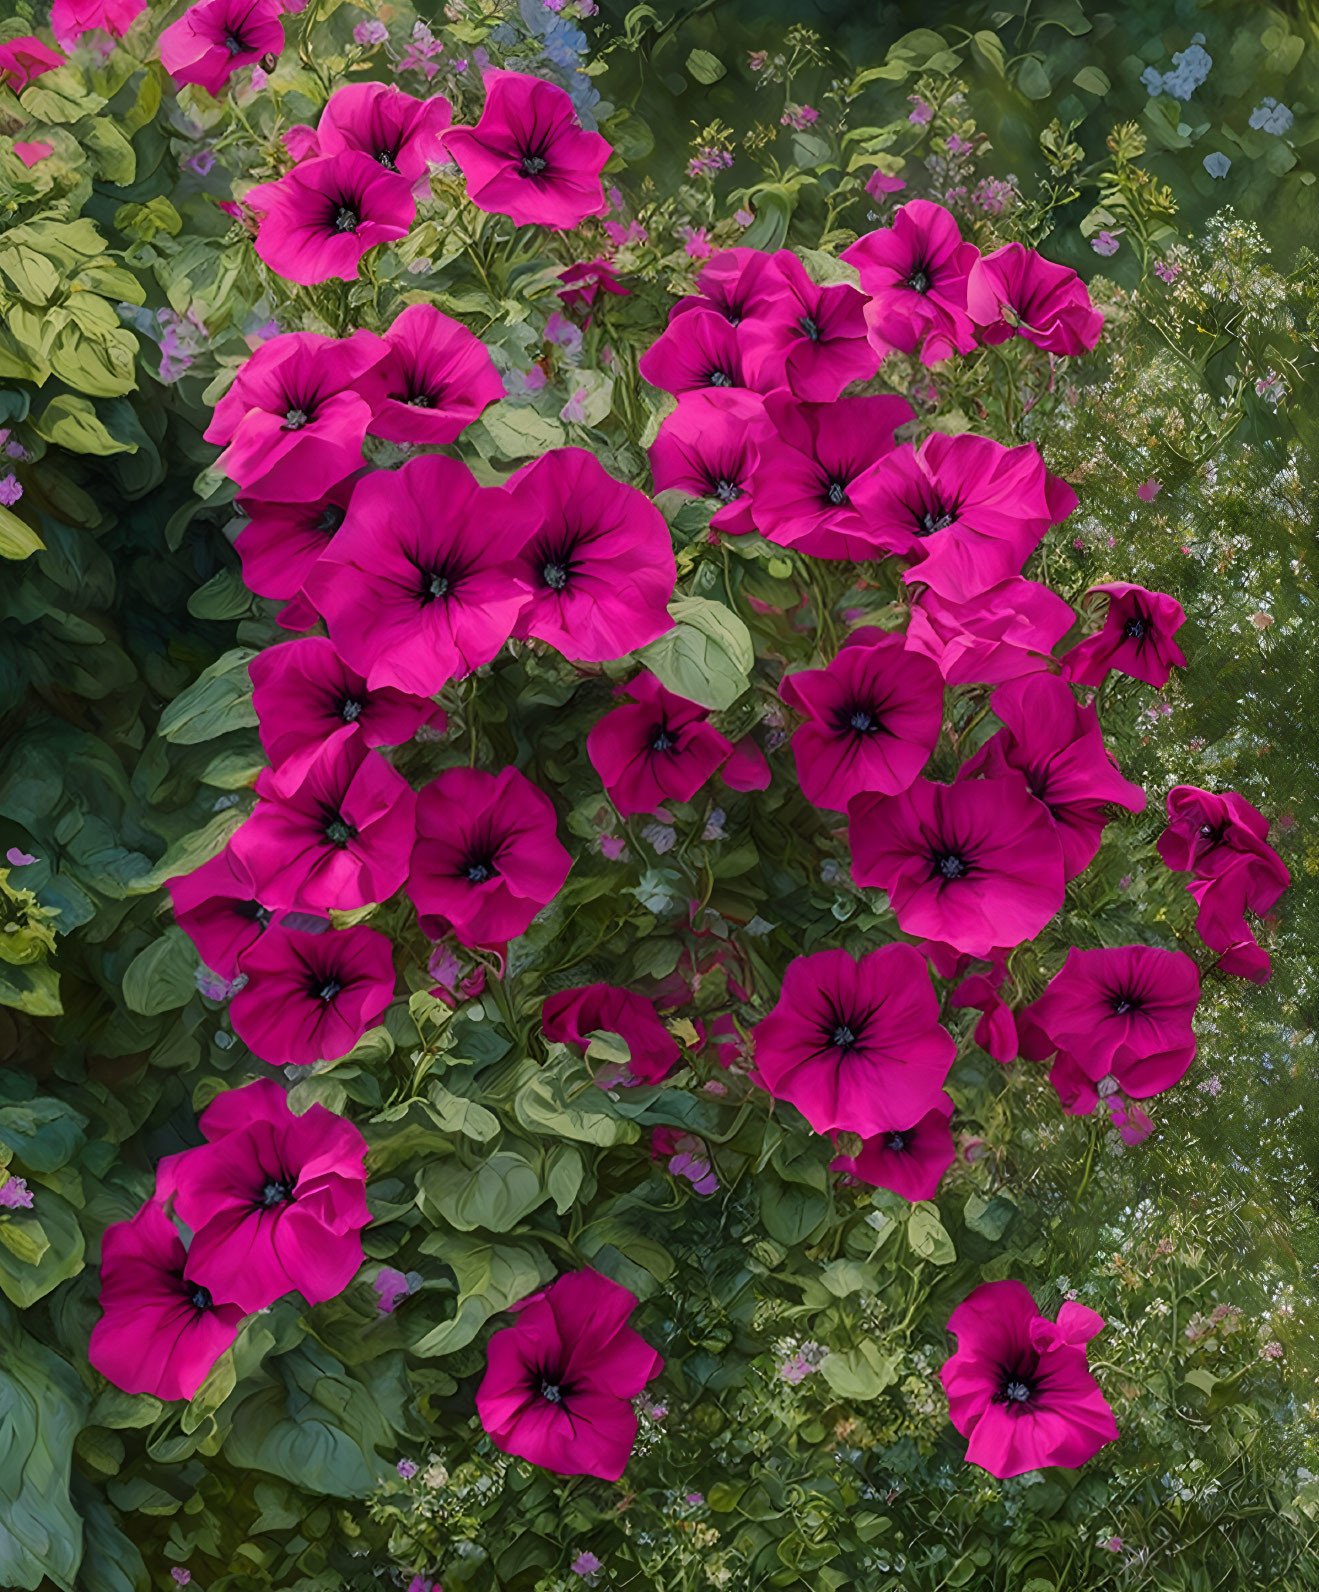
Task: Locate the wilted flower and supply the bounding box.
[1060,582,1187,688]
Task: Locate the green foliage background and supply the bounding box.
[0,1,1316,1590]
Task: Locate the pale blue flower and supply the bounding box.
[1249,97,1293,135]
[1203,152,1231,178]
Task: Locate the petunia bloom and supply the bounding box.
[780,629,943,811]
[966,242,1104,356]
[830,1094,955,1201]
[443,70,611,229]
[166,845,280,981]
[229,732,417,913]
[204,331,388,502]
[50,0,145,53]
[229,923,396,1067]
[156,1077,371,1313]
[1157,785,1287,888]
[669,247,792,328]
[840,199,980,365]
[751,945,955,1137]
[542,984,681,1084]
[1018,944,1200,1114]
[849,775,1066,958]
[0,37,64,92]
[89,1200,246,1402]
[1060,582,1187,688]
[367,302,504,445]
[303,452,533,695]
[476,1268,662,1480]
[951,971,1018,1063]
[850,432,1078,603]
[408,765,572,947]
[647,390,773,536]
[940,1280,1119,1477]
[234,473,366,602]
[558,257,629,311]
[308,81,451,183]
[250,636,445,779]
[751,391,916,560]
[738,250,879,402]
[158,0,284,98]
[638,304,777,398]
[1186,864,1280,983]
[246,152,415,286]
[505,447,676,661]
[958,674,1145,879]
[586,673,734,817]
[904,576,1076,686]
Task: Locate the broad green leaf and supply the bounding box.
[480,405,566,458]
[686,48,725,84]
[638,595,754,711]
[225,1386,382,1498]
[0,1192,84,1307]
[0,507,45,561]
[820,1340,900,1400]
[514,1065,640,1146]
[1016,57,1052,100]
[419,1151,547,1232]
[121,927,197,1016]
[1073,65,1111,95]
[156,648,259,743]
[32,395,136,457]
[963,1191,1016,1241]
[907,1204,957,1265]
[410,1235,554,1356]
[0,961,62,1018]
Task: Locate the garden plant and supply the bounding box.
[0,1,1316,1590]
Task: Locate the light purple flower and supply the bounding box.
[169,1572,191,1588]
[559,387,590,423]
[354,19,388,45]
[0,475,22,506]
[6,848,36,866]
[1090,230,1120,257]
[0,1177,34,1209]
[1154,260,1180,282]
[908,98,934,125]
[397,1458,418,1479]
[182,147,216,176]
[571,1553,602,1576]
[374,1266,414,1314]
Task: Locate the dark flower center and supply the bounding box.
[825,479,848,508]
[831,1023,858,1050]
[223,30,248,55]
[1111,991,1143,1016]
[884,1130,910,1152]
[712,477,742,504]
[798,313,821,341]
[407,392,435,407]
[340,697,364,722]
[650,725,677,753]
[540,1379,563,1402]
[906,265,931,294]
[377,148,399,171]
[846,707,878,735]
[260,1178,293,1208]
[932,850,970,881]
[315,503,345,533]
[998,1376,1034,1404]
[334,206,360,233]
[239,900,272,927]
[317,977,343,1001]
[1199,822,1225,843]
[708,369,734,387]
[189,1283,213,1311]
[542,560,569,591]
[284,408,310,430]
[324,813,356,846]
[465,857,497,885]
[1123,616,1148,641]
[916,506,957,536]
[420,569,451,603]
[521,152,549,177]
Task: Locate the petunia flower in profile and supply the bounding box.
[477,1267,663,1480]
[1060,582,1187,688]
[308,80,451,184]
[951,971,1018,1064]
[204,330,389,502]
[0,36,64,92]
[541,983,681,1084]
[1018,944,1200,1114]
[166,845,280,981]
[408,765,572,948]
[669,247,792,327]
[586,673,734,817]
[638,304,778,398]
[158,0,285,98]
[647,390,774,537]
[940,1280,1119,1478]
[250,636,445,779]
[302,452,533,696]
[234,473,365,602]
[958,674,1146,880]
[738,250,879,402]
[779,629,943,811]
[229,732,417,913]
[905,576,1075,686]
[229,922,396,1068]
[849,775,1066,958]
[245,151,415,286]
[840,199,980,365]
[366,302,504,446]
[442,69,611,229]
[966,242,1104,356]
[51,0,145,53]
[1187,863,1281,984]
[751,944,955,1137]
[505,447,676,661]
[830,1094,955,1201]
[156,1077,371,1313]
[751,391,916,560]
[89,1200,247,1402]
[558,257,629,311]
[1157,785,1288,889]
[850,432,1078,603]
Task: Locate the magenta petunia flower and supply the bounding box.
[830,1093,955,1201]
[229,732,417,913]
[235,472,366,601]
[505,447,676,660]
[958,675,1146,879]
[1187,864,1278,983]
[50,0,145,52]
[647,390,773,536]
[443,70,611,229]
[246,151,415,285]
[158,0,285,98]
[779,629,943,811]
[839,199,980,365]
[1157,785,1288,889]
[408,765,572,947]
[476,1267,662,1480]
[966,242,1104,356]
[638,304,778,397]
[940,1280,1119,1478]
[849,776,1066,958]
[367,302,504,445]
[751,391,916,560]
[905,577,1076,686]
[229,922,396,1067]
[303,452,533,695]
[669,247,792,328]
[250,636,445,778]
[204,331,388,502]
[1060,582,1187,688]
[166,845,280,981]
[309,81,451,183]
[850,432,1078,603]
[559,257,629,310]
[0,36,64,92]
[586,673,734,817]
[541,984,681,1084]
[738,250,879,402]
[1018,945,1200,1114]
[89,1201,247,1402]
[752,945,954,1137]
[156,1077,371,1313]
[951,971,1018,1063]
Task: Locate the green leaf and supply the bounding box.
[121,927,197,1016]
[419,1151,547,1232]
[0,961,62,1019]
[156,648,258,744]
[546,1144,584,1214]
[225,1386,382,1498]
[741,187,795,252]
[480,405,566,458]
[514,1065,641,1146]
[971,30,1006,74]
[0,1192,83,1307]
[32,395,136,457]
[427,1083,500,1142]
[963,1191,1016,1241]
[1016,57,1053,100]
[907,1204,956,1265]
[638,595,754,711]
[685,48,725,84]
[1073,65,1111,95]
[819,1340,900,1400]
[0,1092,88,1172]
[410,1235,554,1357]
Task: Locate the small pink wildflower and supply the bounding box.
[1136,478,1161,502]
[946,133,972,156]
[6,848,37,866]
[353,19,388,44]
[1154,260,1180,283]
[572,1553,602,1577]
[1091,231,1120,257]
[780,1353,815,1384]
[0,1177,34,1209]
[374,1267,413,1314]
[170,1573,191,1588]
[599,834,627,861]
[748,50,768,70]
[1263,1341,1284,1360]
[0,475,22,506]
[908,98,934,125]
[864,169,906,199]
[780,103,819,131]
[682,225,713,259]
[1104,1537,1123,1553]
[560,387,590,423]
